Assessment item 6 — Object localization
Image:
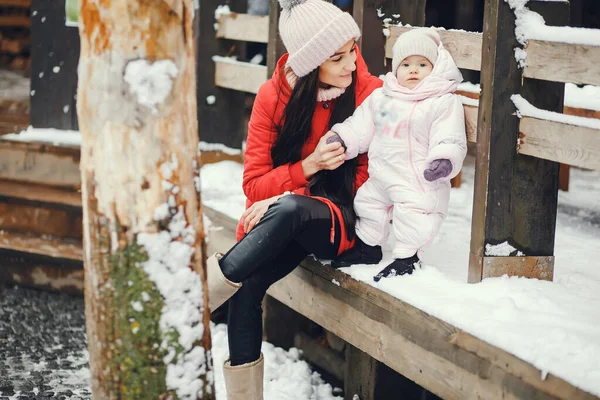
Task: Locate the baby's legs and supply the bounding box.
[354,180,392,246]
[392,207,444,258]
[390,188,449,259]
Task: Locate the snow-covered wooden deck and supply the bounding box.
[204,204,599,400]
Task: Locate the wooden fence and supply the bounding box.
[198,0,600,283]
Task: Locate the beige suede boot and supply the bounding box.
[223,353,264,400]
[207,253,242,312]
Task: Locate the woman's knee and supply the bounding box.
[232,272,269,305]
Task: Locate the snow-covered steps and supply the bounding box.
[0,230,83,294]
[0,138,84,293]
[0,138,81,188]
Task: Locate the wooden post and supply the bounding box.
[267,0,285,77]
[30,0,80,130]
[469,0,567,283]
[78,0,214,397]
[197,0,248,149]
[344,343,377,400]
[353,0,426,76]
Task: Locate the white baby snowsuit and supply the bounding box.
[332,44,467,259]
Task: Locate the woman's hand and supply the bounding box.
[302,131,346,179]
[242,194,284,233]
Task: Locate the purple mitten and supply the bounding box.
[423,159,452,182]
[326,133,347,150]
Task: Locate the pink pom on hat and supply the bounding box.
[392,28,441,73]
[278,0,361,77]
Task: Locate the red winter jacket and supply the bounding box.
[236,47,382,255]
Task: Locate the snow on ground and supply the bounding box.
[200,155,600,397]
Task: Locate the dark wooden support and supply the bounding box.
[354,0,426,76]
[267,0,285,77]
[30,0,80,130]
[196,0,248,149]
[469,0,567,283]
[263,295,321,350]
[344,343,377,400]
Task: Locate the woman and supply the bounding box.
[207,0,382,398]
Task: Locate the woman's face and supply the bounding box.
[319,39,357,89]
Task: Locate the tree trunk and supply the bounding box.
[77,1,214,398]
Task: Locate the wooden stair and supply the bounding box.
[0,138,84,293]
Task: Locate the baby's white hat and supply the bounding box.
[392,28,441,73]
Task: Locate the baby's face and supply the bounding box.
[395,55,433,89]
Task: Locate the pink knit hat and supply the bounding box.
[392,28,441,73]
[278,0,361,77]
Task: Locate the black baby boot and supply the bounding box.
[332,237,382,268]
[373,254,421,282]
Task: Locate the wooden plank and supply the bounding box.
[214,60,268,94]
[0,200,83,239]
[0,179,82,207]
[0,230,83,261]
[355,0,426,76]
[0,140,81,188]
[0,0,31,6]
[196,0,247,148]
[524,40,600,86]
[0,16,30,27]
[0,249,83,294]
[267,258,597,400]
[216,13,269,43]
[559,164,570,192]
[205,205,599,400]
[517,117,600,170]
[386,26,483,71]
[464,104,477,143]
[482,255,554,280]
[30,0,79,130]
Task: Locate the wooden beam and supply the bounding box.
[0,0,31,6]
[294,331,346,382]
[344,343,377,400]
[480,255,554,280]
[517,117,600,170]
[386,27,483,71]
[0,140,81,189]
[0,249,83,294]
[267,257,597,400]
[0,200,83,239]
[205,205,599,400]
[524,40,600,86]
[0,179,82,207]
[0,16,30,27]
[214,60,268,94]
[216,13,269,43]
[0,230,83,261]
[469,0,565,283]
[464,104,478,143]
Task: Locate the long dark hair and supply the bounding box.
[271,67,359,240]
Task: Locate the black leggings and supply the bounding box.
[219,194,340,366]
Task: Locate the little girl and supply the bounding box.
[329,28,467,281]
